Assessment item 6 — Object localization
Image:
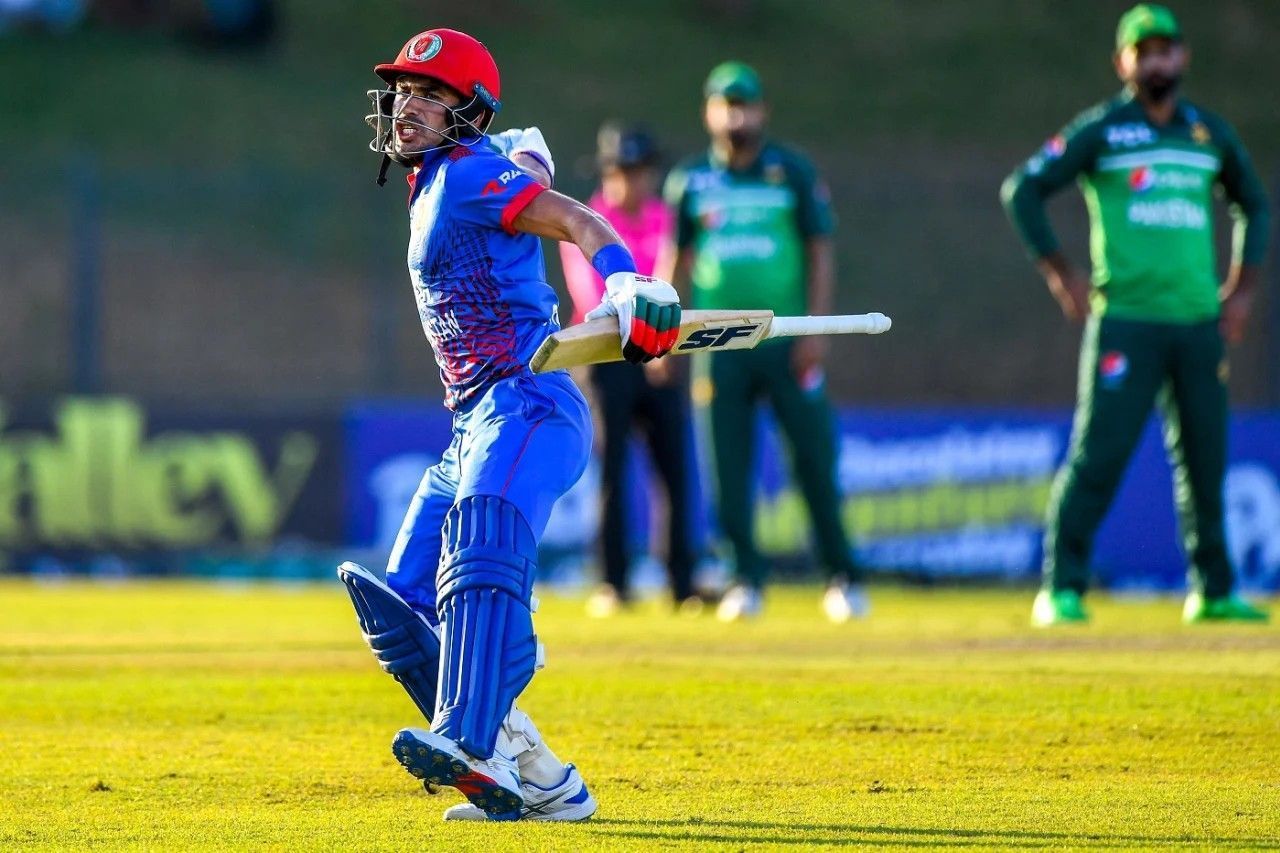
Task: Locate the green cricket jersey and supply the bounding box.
[664,142,834,316]
[1002,90,1270,323]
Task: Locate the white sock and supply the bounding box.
[498,706,569,788]
[518,740,569,788]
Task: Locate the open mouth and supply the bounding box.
[394,110,431,137]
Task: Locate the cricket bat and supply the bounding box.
[530,310,891,373]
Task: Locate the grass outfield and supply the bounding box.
[2,580,1278,851]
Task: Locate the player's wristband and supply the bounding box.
[591,244,637,282]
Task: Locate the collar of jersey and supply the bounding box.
[406,146,454,204]
[708,139,772,173]
[1116,87,1194,127]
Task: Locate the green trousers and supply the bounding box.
[704,341,860,588]
[1044,316,1234,597]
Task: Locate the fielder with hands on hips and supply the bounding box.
[338,27,680,824]
[1001,4,1270,627]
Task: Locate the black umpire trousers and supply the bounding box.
[590,360,695,601]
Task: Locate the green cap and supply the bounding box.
[1116,4,1181,50]
[703,61,763,102]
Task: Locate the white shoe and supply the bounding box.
[716,585,762,622]
[392,728,523,821]
[443,763,597,821]
[585,585,623,619]
[692,556,729,599]
[823,582,869,623]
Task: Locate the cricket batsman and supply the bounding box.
[1001,4,1271,626]
[337,28,681,821]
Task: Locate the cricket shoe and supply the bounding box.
[392,728,524,821]
[822,581,869,623]
[442,763,597,822]
[1182,592,1269,624]
[692,556,729,599]
[585,584,625,619]
[716,585,762,622]
[1031,589,1089,627]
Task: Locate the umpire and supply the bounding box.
[661,62,867,623]
[1001,4,1270,625]
[560,124,697,615]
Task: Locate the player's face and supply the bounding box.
[392,75,463,155]
[1114,37,1188,102]
[704,95,767,149]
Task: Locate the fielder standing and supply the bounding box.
[660,62,867,623]
[1001,4,1271,626]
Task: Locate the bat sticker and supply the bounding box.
[677,324,762,351]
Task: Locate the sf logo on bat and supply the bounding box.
[677,323,763,351]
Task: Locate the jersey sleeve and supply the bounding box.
[1212,117,1271,267]
[1000,107,1104,259]
[445,150,547,235]
[485,127,555,184]
[786,153,836,238]
[663,165,699,249]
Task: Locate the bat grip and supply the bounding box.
[767,313,892,338]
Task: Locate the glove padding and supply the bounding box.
[584,272,682,363]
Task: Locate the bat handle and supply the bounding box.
[767,312,892,338]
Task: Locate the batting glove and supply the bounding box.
[584,272,682,363]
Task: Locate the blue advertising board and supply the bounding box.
[344,401,1280,592]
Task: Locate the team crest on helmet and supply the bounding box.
[407,33,443,62]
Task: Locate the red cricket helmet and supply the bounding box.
[374,28,502,117]
[367,28,503,185]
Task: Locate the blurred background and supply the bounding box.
[2,0,1279,589]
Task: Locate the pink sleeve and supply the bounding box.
[558,241,606,326]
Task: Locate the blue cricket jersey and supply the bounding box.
[406,139,561,410]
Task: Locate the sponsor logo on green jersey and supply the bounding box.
[1127,166,1207,192]
[1104,123,1156,147]
[1126,198,1209,229]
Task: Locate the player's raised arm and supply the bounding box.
[512,191,682,363]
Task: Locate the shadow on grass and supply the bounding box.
[585,819,1280,849]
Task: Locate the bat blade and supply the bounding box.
[531,310,774,373]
